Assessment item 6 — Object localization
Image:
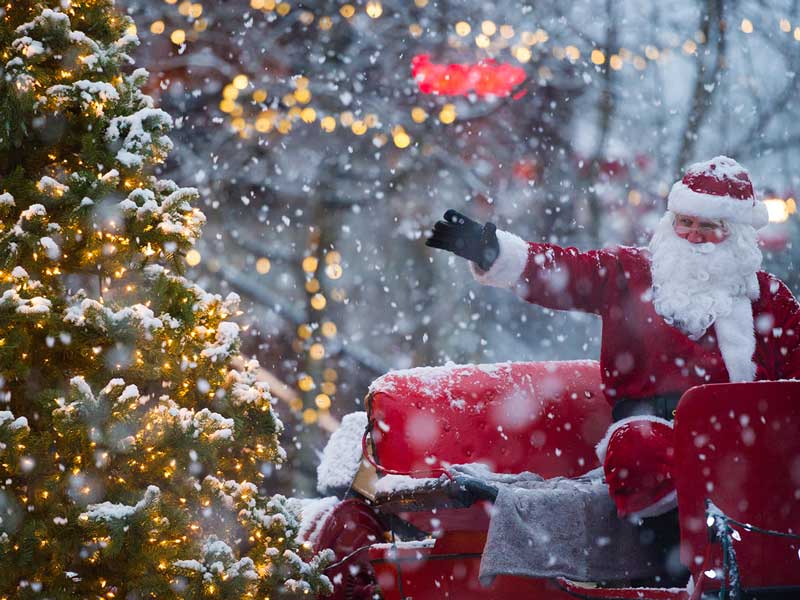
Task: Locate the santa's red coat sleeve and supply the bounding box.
[470,229,622,314]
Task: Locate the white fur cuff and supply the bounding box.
[470,229,530,288]
[595,415,674,464]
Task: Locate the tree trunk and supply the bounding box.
[585,0,617,246]
[675,0,726,176]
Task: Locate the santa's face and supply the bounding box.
[672,213,729,244]
[649,212,762,340]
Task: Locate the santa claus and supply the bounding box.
[427,155,800,519]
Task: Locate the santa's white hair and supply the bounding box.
[648,211,762,341]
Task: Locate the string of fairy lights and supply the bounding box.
[292,250,344,426]
[186,244,346,426]
[147,0,800,147]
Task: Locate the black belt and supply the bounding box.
[612,393,682,422]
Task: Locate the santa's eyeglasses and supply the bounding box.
[672,214,729,239]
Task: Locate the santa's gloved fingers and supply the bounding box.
[426,238,474,259]
[481,221,497,239]
[475,222,500,270]
[442,209,482,230]
[431,220,460,235]
[427,226,461,242]
[429,229,466,246]
[426,237,473,257]
[443,208,468,224]
[434,220,482,241]
[429,226,474,247]
[478,247,499,271]
[451,475,498,505]
[425,237,457,251]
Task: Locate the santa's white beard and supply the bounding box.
[648,212,762,341]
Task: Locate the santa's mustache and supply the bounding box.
[683,240,717,255]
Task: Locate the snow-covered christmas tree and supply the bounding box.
[0,2,331,597]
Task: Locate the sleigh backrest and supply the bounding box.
[366,361,610,478]
[674,381,800,589]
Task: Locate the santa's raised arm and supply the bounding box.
[427,155,800,518]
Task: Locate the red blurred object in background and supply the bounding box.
[758,225,789,251]
[512,157,540,181]
[412,54,526,97]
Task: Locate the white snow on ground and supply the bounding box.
[316,411,367,494]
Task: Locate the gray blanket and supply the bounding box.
[449,464,664,584]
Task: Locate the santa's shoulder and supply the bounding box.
[755,271,798,303]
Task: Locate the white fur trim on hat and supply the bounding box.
[714,297,757,383]
[667,180,769,229]
[595,415,674,464]
[470,229,530,288]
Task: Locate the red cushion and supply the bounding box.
[674,381,800,587]
[367,361,610,479]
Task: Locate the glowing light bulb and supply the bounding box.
[170,29,186,45]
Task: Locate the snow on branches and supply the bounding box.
[80,485,161,523]
[0,2,331,597]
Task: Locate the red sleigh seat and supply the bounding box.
[674,380,800,593]
[365,360,610,536]
[367,360,611,478]
[360,360,612,600]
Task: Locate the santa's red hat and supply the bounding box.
[668,155,769,229]
[597,416,677,518]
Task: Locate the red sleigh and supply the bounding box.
[306,361,800,599]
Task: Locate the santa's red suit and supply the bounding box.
[471,156,800,518]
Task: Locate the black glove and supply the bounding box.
[449,475,499,506]
[425,209,500,271]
